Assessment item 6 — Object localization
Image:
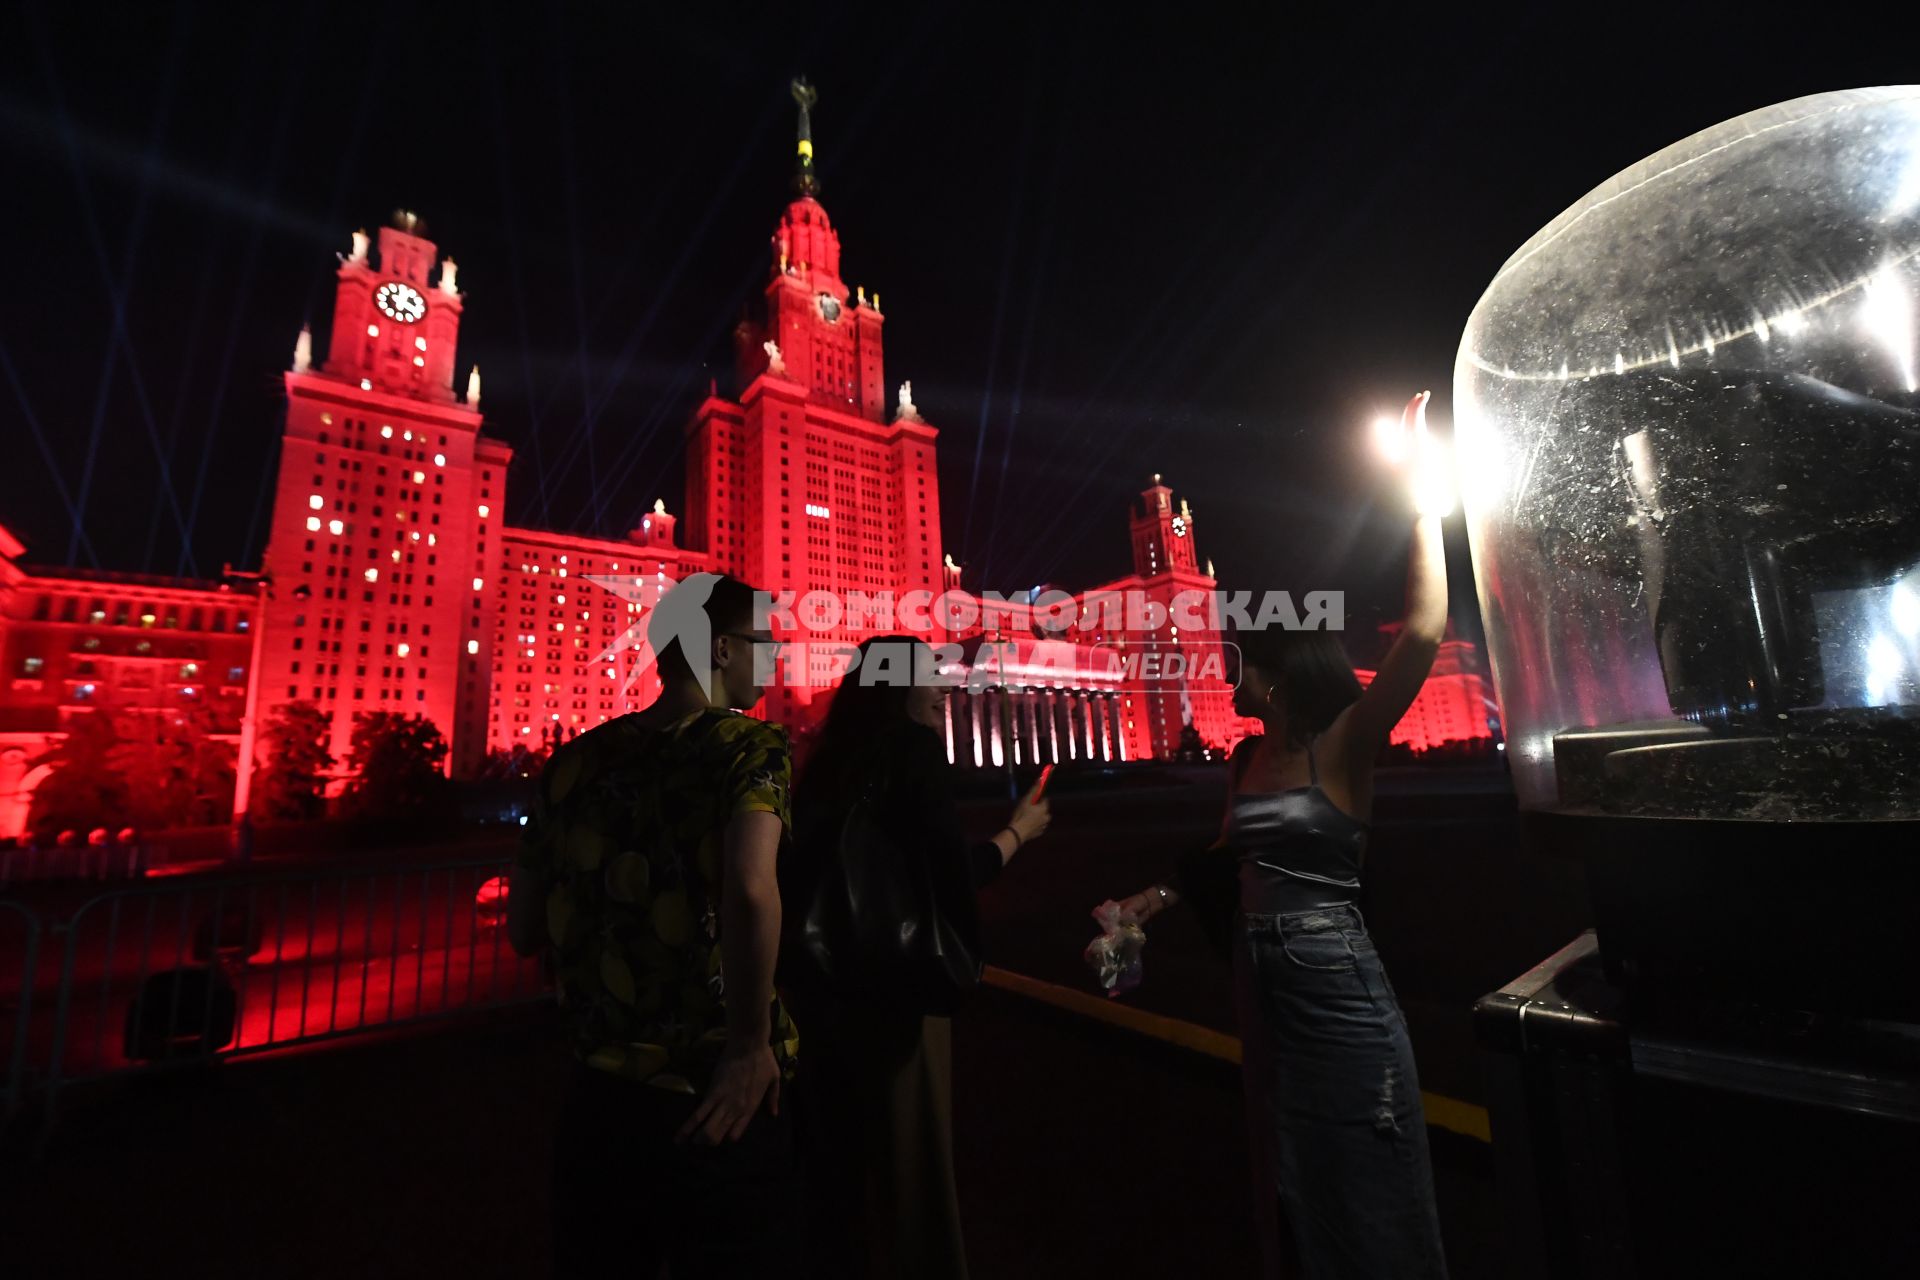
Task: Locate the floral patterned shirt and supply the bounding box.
[519,708,800,1092]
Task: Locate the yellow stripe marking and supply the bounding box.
[980,965,1491,1144]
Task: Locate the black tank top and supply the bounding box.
[1226,735,1368,913]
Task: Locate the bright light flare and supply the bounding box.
[1372,416,1406,463]
[1862,266,1917,392]
[1411,435,1457,519]
[1890,583,1920,644]
[1374,396,1455,517]
[1866,632,1905,706]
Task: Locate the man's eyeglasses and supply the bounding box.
[719,631,786,651]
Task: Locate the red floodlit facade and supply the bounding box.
[0,88,1494,837]
[930,473,1244,768]
[693,195,944,730]
[0,525,257,837]
[488,517,707,755]
[1354,625,1501,753]
[261,215,503,781]
[1100,475,1243,759]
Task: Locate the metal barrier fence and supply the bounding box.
[1,900,39,1122]
[0,842,149,888]
[20,856,545,1117]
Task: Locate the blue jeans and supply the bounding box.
[1233,906,1449,1279]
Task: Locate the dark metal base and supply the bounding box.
[1521,809,1920,1022]
[1476,932,1920,1279]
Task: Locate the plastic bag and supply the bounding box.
[1083,900,1147,998]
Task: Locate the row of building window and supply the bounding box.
[291,685,429,703]
[28,597,247,631]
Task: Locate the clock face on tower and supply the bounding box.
[1171,515,1188,538]
[817,293,841,323]
[374,281,426,323]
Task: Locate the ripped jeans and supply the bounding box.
[1233,906,1449,1280]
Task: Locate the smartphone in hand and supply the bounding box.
[1032,763,1055,803]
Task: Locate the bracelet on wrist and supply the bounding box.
[1002,825,1023,851]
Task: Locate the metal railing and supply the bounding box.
[0,841,149,888]
[1,900,39,1122]
[25,856,544,1118]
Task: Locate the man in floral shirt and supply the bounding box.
[513,574,800,1277]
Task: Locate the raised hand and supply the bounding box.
[1402,390,1456,518]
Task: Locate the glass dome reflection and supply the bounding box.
[1454,87,1920,819]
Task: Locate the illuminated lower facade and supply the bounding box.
[0,526,257,838]
[932,473,1243,768]
[1356,633,1501,753]
[488,518,708,756]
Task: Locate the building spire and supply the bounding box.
[791,77,820,197]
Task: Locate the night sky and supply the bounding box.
[1,4,1907,652]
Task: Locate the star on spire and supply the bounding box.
[791,78,820,197]
[791,77,821,196]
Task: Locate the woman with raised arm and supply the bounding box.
[1108,391,1452,1279]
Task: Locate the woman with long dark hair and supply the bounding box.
[1108,391,1452,1278]
[787,635,1050,1280]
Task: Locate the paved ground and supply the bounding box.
[1,994,1501,1279]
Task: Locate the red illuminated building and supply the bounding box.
[687,84,944,729]
[0,525,257,837]
[1355,623,1500,754]
[0,83,1493,838]
[261,215,503,781]
[930,473,1240,768]
[488,514,707,755]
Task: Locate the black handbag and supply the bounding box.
[794,766,981,1017]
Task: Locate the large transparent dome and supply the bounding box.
[1455,87,1920,819]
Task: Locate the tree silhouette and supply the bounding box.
[27,709,130,839]
[254,700,334,821]
[341,712,449,817]
[481,742,548,781]
[106,705,235,829]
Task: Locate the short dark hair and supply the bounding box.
[649,573,760,680]
[1232,624,1362,748]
